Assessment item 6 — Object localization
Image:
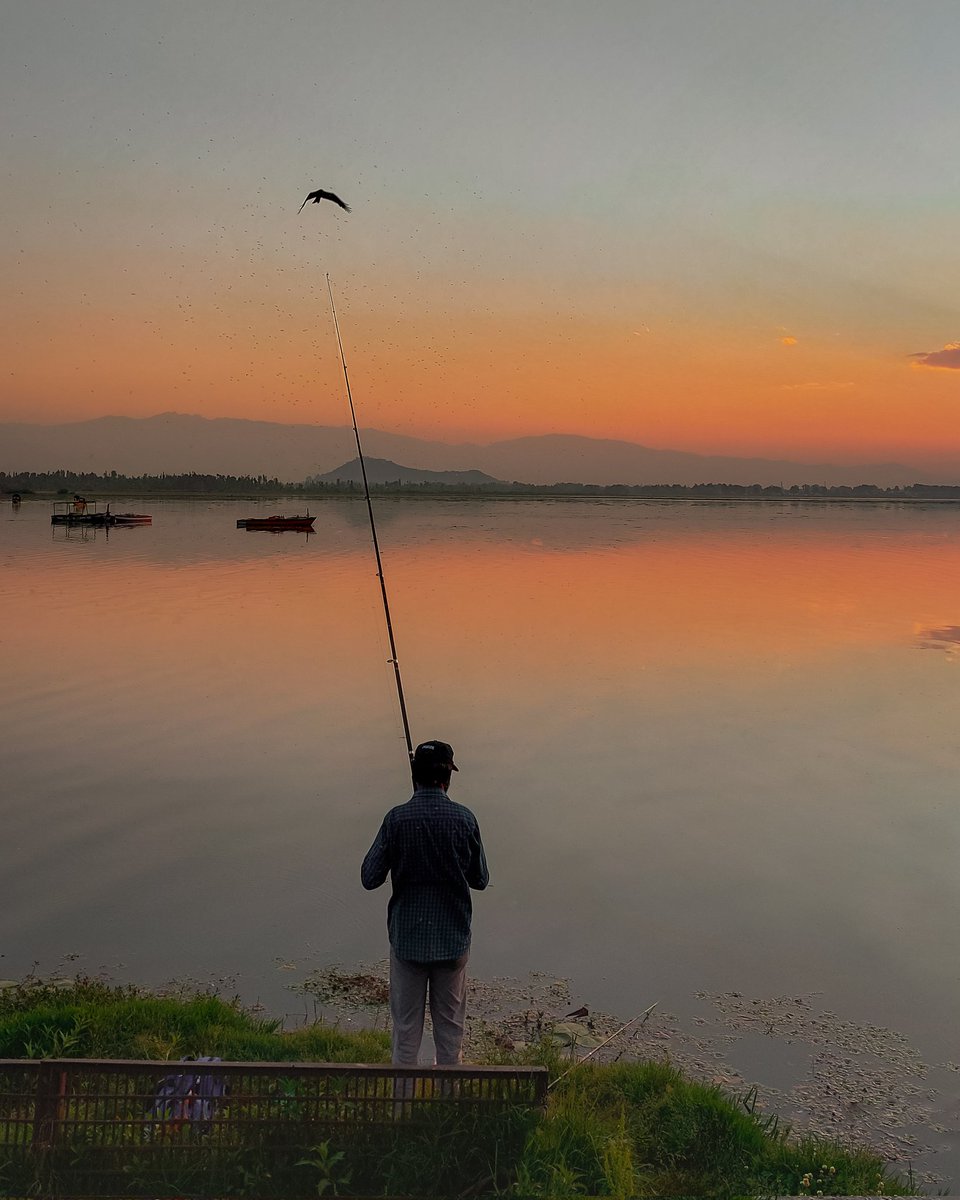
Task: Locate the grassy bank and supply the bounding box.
[0,975,915,1197]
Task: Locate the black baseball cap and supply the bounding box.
[412,740,459,771]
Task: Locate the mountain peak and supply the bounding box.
[311,458,499,486]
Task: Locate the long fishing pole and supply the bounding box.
[326,274,414,763]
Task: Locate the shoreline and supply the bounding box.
[0,967,935,1196]
[10,489,960,505]
[296,963,956,1191]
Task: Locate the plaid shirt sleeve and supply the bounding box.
[360,816,391,890]
[467,822,489,891]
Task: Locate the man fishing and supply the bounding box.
[361,740,489,1073]
[327,283,486,1070]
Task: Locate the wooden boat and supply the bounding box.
[51,502,152,527]
[107,512,152,526]
[237,513,315,531]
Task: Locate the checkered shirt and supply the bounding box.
[361,787,489,963]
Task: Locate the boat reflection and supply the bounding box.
[51,522,104,543]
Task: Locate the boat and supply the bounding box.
[107,512,152,526]
[51,500,107,526]
[51,501,152,527]
[237,513,315,531]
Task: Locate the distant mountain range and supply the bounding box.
[0,412,952,488]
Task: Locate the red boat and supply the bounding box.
[107,512,152,526]
[237,513,315,531]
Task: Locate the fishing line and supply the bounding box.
[326,274,414,763]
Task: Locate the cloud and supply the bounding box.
[779,336,798,346]
[909,341,960,370]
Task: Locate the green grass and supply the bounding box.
[0,976,917,1197]
[508,1057,913,1197]
[0,974,390,1063]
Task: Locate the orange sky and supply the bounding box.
[4,4,959,468]
[7,283,959,466]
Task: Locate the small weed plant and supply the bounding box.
[296,1141,353,1195]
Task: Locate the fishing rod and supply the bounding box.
[547,1002,659,1090]
[326,274,414,764]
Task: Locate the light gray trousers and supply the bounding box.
[389,949,469,1066]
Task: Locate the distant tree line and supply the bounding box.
[383,479,960,498]
[4,469,960,500]
[498,480,960,499]
[1,469,293,495]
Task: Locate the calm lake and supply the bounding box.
[2,496,959,1178]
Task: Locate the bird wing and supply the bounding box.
[318,189,351,212]
[298,188,351,214]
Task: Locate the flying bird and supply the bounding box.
[297,188,351,215]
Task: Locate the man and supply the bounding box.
[361,740,489,1070]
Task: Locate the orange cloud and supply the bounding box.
[780,335,798,346]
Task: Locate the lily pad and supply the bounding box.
[550,1022,601,1049]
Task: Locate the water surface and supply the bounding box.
[2,497,959,1172]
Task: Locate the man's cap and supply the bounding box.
[412,740,459,771]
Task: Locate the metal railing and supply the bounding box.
[0,1058,548,1197]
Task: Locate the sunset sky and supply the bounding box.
[3,1,959,468]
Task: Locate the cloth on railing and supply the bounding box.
[149,1055,227,1129]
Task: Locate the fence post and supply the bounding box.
[533,1068,549,1111]
[31,1060,62,1149]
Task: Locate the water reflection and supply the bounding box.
[238,527,316,544]
[1,498,959,1157]
[916,625,960,653]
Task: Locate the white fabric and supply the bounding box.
[389,949,469,1067]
